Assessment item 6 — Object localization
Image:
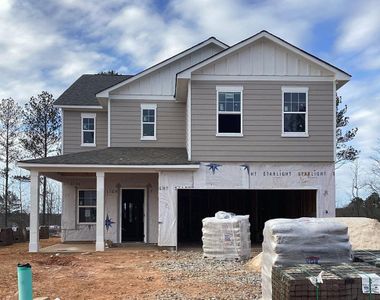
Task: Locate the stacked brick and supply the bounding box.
[354,250,380,268]
[272,263,380,300]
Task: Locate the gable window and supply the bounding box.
[78,190,96,224]
[216,86,243,136]
[282,87,309,137]
[141,104,157,140]
[81,113,96,146]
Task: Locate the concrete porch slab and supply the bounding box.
[40,242,95,253]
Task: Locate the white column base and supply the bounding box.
[96,241,105,252]
[29,242,40,253]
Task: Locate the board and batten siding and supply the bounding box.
[63,110,108,154]
[191,80,334,162]
[110,99,185,147]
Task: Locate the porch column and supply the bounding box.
[96,171,105,251]
[29,170,40,252]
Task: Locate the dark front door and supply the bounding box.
[121,189,144,242]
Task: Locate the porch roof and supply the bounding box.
[18,147,197,170]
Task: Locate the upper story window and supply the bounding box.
[78,190,96,224]
[216,86,243,136]
[141,104,157,140]
[81,113,96,146]
[282,87,309,137]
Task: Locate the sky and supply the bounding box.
[1,0,379,206]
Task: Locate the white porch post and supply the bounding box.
[29,170,40,252]
[96,171,105,251]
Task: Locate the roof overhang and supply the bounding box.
[96,37,229,98]
[18,163,200,173]
[54,105,104,110]
[177,31,351,87]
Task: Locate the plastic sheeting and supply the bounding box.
[202,211,251,260]
[261,218,352,300]
[157,162,335,247]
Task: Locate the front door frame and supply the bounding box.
[119,187,147,243]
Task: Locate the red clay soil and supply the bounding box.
[0,238,261,299]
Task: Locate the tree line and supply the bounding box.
[0,92,61,228]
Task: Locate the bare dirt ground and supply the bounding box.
[0,239,261,299]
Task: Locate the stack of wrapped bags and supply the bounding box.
[202,211,251,260]
[262,218,352,300]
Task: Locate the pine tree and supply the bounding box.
[336,95,359,167]
[21,91,61,225]
[0,98,22,227]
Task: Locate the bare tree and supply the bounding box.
[368,142,380,195]
[351,159,364,199]
[0,98,22,227]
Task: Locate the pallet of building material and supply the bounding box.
[272,263,380,300]
[0,228,14,246]
[262,218,352,300]
[202,211,251,260]
[39,226,49,239]
[353,250,380,268]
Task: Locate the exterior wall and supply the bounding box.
[111,44,223,97]
[193,38,333,77]
[191,80,334,162]
[63,110,108,154]
[158,162,335,247]
[110,100,185,147]
[61,173,158,243]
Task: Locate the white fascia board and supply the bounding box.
[96,38,228,98]
[110,94,175,101]
[178,32,351,81]
[18,163,200,171]
[54,105,104,109]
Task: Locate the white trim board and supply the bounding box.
[96,38,228,98]
[191,75,335,81]
[110,95,175,101]
[54,105,104,109]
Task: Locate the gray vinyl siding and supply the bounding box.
[110,100,185,147]
[63,110,108,154]
[191,80,334,162]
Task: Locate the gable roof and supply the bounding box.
[54,74,132,107]
[96,37,229,98]
[177,30,351,82]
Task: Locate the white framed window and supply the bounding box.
[282,87,309,137]
[77,190,96,224]
[216,86,243,136]
[81,113,96,146]
[141,104,157,140]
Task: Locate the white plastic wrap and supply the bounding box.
[261,218,352,300]
[202,211,251,260]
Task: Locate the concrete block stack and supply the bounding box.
[202,211,251,260]
[262,218,352,299]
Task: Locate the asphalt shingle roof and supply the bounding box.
[20,147,194,165]
[54,74,133,106]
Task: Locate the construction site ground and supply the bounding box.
[0,238,262,299]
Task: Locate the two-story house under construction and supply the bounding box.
[19,31,351,252]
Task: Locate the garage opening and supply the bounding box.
[177,189,316,244]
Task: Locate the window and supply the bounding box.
[81,113,96,146]
[78,190,96,224]
[216,86,243,136]
[282,87,308,137]
[141,104,157,140]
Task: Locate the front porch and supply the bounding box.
[18,147,199,252]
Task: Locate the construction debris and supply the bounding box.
[202,211,251,260]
